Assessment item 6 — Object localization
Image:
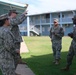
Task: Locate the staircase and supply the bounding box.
[30,25,40,36]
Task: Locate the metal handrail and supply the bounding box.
[30,25,40,35]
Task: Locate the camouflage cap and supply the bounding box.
[54,18,59,22]
[0,14,8,20]
[72,15,76,20]
[9,9,18,15]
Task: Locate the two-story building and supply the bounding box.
[27,10,76,36]
[0,0,75,36]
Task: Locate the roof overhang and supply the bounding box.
[0,0,28,9]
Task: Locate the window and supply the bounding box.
[62,15,64,18]
[46,14,50,18]
[58,15,60,18]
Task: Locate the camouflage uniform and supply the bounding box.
[9,14,26,67]
[61,15,76,72]
[66,25,76,66]
[50,25,64,61]
[0,26,16,75]
[9,14,26,43]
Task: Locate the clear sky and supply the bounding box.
[8,0,76,15]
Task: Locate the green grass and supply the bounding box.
[0,69,2,75]
[21,36,76,75]
[0,36,76,75]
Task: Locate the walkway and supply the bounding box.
[16,41,35,75]
[15,64,35,75]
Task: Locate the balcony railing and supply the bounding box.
[62,18,72,23]
[41,18,50,23]
[30,18,73,25]
[30,18,50,24]
[30,19,40,25]
[35,20,40,24]
[50,18,73,23]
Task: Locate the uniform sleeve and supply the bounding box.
[55,27,64,38]
[49,28,52,38]
[10,14,26,26]
[3,31,15,51]
[73,27,76,39]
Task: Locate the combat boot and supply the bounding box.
[61,66,70,71]
[54,59,60,65]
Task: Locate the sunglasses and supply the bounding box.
[54,22,57,23]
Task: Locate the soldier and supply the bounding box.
[50,18,64,65]
[61,15,76,75]
[8,9,27,67]
[0,14,19,75]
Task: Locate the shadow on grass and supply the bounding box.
[22,51,76,75]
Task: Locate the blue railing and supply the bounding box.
[41,18,50,23]
[30,17,73,25]
[30,18,50,24]
[62,18,72,22]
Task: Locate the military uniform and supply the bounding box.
[9,11,27,67]
[9,13,26,43]
[9,13,26,50]
[50,25,64,63]
[61,15,76,72]
[61,26,76,71]
[66,25,76,67]
[0,26,16,75]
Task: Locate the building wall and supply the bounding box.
[19,19,27,36]
[28,10,75,36]
[0,1,75,36]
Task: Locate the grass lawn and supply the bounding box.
[21,36,76,75]
[0,36,76,75]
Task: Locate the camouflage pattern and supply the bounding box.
[13,42,21,68]
[0,14,8,20]
[9,14,26,43]
[9,14,26,67]
[67,25,76,66]
[50,25,64,60]
[0,26,16,75]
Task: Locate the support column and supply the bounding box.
[60,12,62,27]
[40,15,42,36]
[27,16,30,37]
[50,13,52,28]
[72,11,75,16]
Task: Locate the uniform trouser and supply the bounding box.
[14,42,21,68]
[66,40,76,67]
[52,40,62,60]
[15,42,21,52]
[0,52,16,75]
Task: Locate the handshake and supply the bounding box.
[68,32,73,38]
